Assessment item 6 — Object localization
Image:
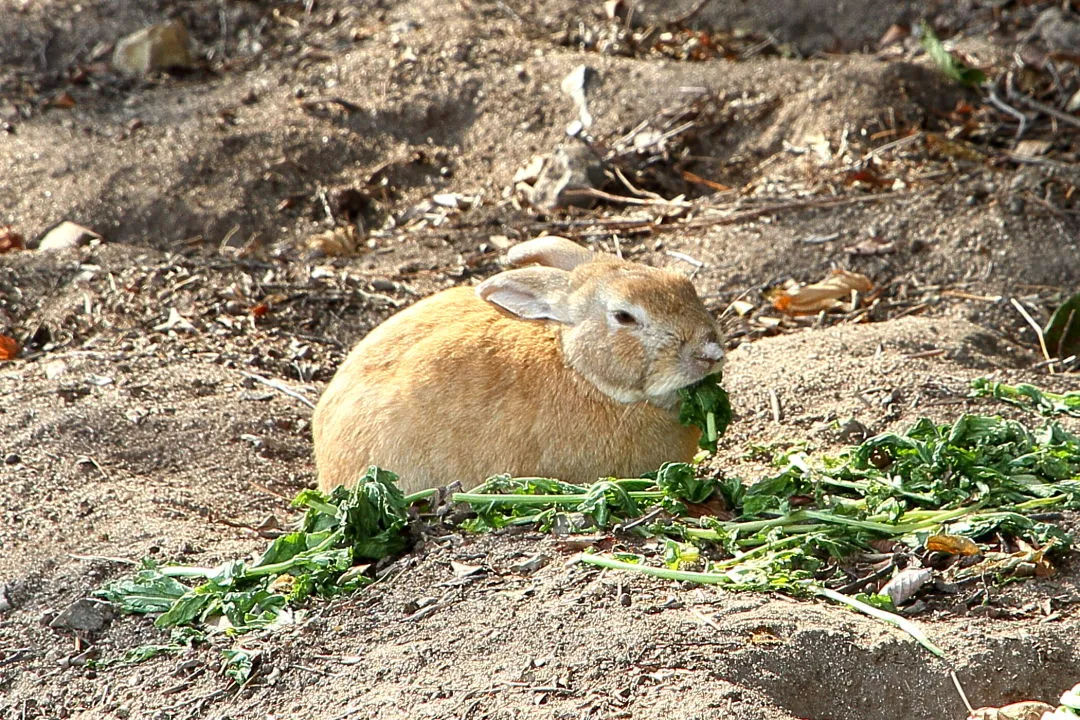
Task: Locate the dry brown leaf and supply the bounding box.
[767,269,873,315]
[844,237,896,256]
[925,132,987,162]
[843,169,892,189]
[748,628,783,646]
[0,226,25,254]
[949,99,977,119]
[682,496,732,520]
[306,225,360,256]
[869,539,899,554]
[1014,139,1052,157]
[966,701,1054,720]
[953,545,1055,581]
[0,334,19,361]
[878,23,910,47]
[268,574,295,595]
[680,169,731,192]
[926,534,981,556]
[49,92,77,109]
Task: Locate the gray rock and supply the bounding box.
[35,221,101,251]
[112,20,196,75]
[560,65,598,129]
[510,554,550,574]
[525,145,605,211]
[49,597,116,632]
[1032,7,1080,54]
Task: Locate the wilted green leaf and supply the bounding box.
[95,465,416,671]
[97,561,191,614]
[919,22,986,87]
[1044,292,1080,361]
[221,648,259,685]
[655,462,716,507]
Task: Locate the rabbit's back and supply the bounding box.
[312,286,699,493]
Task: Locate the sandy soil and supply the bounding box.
[2,1,1079,719]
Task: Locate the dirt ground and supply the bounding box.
[2,1,1080,719]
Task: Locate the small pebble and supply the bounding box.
[4,453,19,465]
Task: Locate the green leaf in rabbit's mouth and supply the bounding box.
[677,373,732,453]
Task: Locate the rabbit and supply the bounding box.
[312,235,725,494]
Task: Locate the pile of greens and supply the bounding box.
[98,468,412,643]
[460,413,1079,594]
[96,376,1080,670]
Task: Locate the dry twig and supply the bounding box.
[1009,297,1054,371]
[239,371,316,408]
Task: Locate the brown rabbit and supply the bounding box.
[312,236,724,494]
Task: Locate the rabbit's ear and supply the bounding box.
[507,236,594,271]
[476,267,572,323]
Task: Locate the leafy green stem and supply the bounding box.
[812,586,945,659]
[452,491,663,506]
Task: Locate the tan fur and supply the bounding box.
[312,239,723,494]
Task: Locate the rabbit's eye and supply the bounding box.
[611,310,639,327]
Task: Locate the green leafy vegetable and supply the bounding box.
[294,465,410,560]
[98,466,414,638]
[221,648,259,685]
[96,560,196,614]
[100,628,205,667]
[972,378,1080,418]
[852,592,897,614]
[455,475,653,532]
[1044,292,1080,361]
[458,405,1079,654]
[919,21,986,87]
[678,373,733,452]
[662,538,701,569]
[655,461,717,506]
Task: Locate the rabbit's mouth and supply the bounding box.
[643,360,722,409]
[675,340,725,386]
[689,355,722,378]
[691,340,725,370]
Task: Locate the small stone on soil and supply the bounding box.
[49,598,115,632]
[510,554,549,574]
[112,21,196,75]
[35,221,101,251]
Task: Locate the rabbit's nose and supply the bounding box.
[696,341,725,363]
